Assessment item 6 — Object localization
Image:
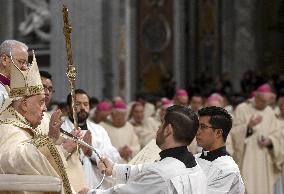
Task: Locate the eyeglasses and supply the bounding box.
[198,123,217,130]
[14,58,29,66]
[5,54,29,66]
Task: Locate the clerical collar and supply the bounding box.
[68,116,88,130]
[0,73,10,86]
[200,146,230,161]
[159,146,197,168]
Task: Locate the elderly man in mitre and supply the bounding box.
[0,52,76,194]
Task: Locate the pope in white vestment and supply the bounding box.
[0,108,72,194]
[0,52,74,194]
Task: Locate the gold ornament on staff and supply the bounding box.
[62,4,78,130]
[61,5,106,189]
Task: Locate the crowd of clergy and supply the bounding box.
[0,39,284,194]
[84,85,284,194]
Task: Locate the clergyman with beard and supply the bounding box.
[61,89,122,189]
[82,105,207,194]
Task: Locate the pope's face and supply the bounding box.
[24,94,46,128]
[74,93,90,123]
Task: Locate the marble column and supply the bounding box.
[0,0,14,42]
[186,0,198,87]
[125,0,137,102]
[173,0,186,89]
[50,0,103,102]
[221,0,235,74]
[232,0,258,91]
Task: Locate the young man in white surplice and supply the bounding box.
[195,106,245,194]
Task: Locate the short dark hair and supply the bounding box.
[39,71,52,80]
[67,89,89,107]
[164,105,199,145]
[198,106,232,142]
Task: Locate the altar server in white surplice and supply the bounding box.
[195,106,245,194]
[87,105,207,194]
[61,89,122,189]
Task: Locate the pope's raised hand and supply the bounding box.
[98,156,114,176]
[48,109,64,143]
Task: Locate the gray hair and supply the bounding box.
[0,40,28,56]
[12,97,25,110]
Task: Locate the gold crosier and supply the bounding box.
[61,5,106,191]
[62,5,78,131]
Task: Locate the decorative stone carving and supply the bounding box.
[19,0,50,43]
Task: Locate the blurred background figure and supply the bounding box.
[100,100,140,162]
[174,89,189,106]
[134,92,155,118]
[128,102,157,148]
[89,96,99,110]
[229,83,281,194]
[153,98,173,127]
[90,100,112,124]
[189,93,203,113]
[40,70,55,114]
[205,93,224,108]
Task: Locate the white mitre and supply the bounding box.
[9,50,44,98]
[0,51,44,113]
